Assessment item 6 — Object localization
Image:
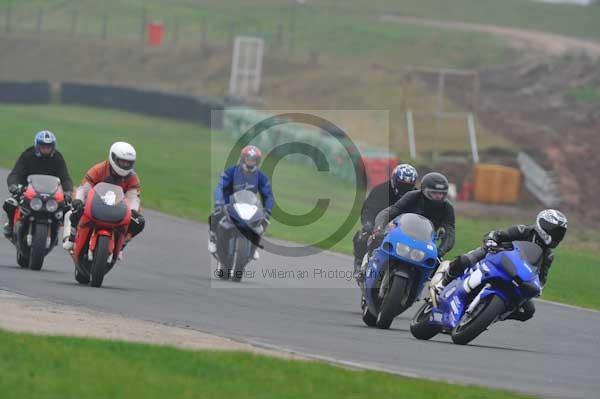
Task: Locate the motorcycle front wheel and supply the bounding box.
[451,294,505,345]
[90,236,110,288]
[29,223,49,271]
[376,276,409,329]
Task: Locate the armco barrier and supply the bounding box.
[0,81,51,104]
[223,107,395,186]
[60,83,223,127]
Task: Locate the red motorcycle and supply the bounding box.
[71,182,130,287]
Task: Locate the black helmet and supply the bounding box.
[420,172,449,202]
[534,209,567,248]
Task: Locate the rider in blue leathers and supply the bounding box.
[208,145,273,259]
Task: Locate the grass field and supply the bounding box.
[0,0,515,68]
[3,0,600,53]
[0,104,597,309]
[0,329,536,399]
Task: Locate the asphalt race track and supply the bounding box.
[1,170,599,399]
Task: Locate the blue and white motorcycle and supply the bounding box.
[361,213,439,329]
[214,190,266,282]
[410,241,543,345]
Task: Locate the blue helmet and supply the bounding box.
[34,130,57,159]
[391,164,418,194]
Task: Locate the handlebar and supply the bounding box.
[487,242,514,254]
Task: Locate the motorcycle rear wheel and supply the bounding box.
[17,251,29,268]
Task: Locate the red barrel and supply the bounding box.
[147,22,164,46]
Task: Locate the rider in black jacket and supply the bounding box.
[3,131,73,238]
[434,209,568,321]
[373,172,456,257]
[352,164,418,273]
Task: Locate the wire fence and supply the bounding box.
[0,0,373,58]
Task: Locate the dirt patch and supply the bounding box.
[381,16,600,58]
[439,55,600,222]
[0,289,299,359]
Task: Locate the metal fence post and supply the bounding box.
[70,6,78,37]
[101,13,108,40]
[140,4,147,43]
[275,23,283,49]
[406,109,417,160]
[5,0,12,34]
[201,17,207,45]
[36,7,43,33]
[467,113,480,163]
[288,0,297,55]
[173,16,179,45]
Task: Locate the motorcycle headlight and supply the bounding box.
[409,249,426,262]
[46,199,58,212]
[30,198,43,211]
[395,243,411,257]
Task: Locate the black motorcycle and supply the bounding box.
[8,175,68,270]
[214,190,266,282]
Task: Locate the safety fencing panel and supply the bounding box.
[0,80,51,104]
[517,152,561,207]
[61,82,223,127]
[223,107,396,187]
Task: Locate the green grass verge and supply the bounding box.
[0,104,598,310]
[0,329,537,399]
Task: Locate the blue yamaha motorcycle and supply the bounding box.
[361,213,439,329]
[410,241,543,345]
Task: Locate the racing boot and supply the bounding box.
[430,259,459,306]
[354,254,369,284]
[3,222,12,239]
[62,227,76,251]
[208,231,217,254]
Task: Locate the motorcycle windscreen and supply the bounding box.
[396,213,435,242]
[27,174,61,195]
[513,241,543,269]
[231,190,261,207]
[90,183,128,223]
[231,190,262,220]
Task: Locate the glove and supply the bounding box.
[8,184,22,196]
[483,238,498,252]
[63,192,72,205]
[214,204,225,213]
[131,209,144,224]
[367,226,384,247]
[71,199,84,213]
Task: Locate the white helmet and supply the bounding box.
[109,142,136,177]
